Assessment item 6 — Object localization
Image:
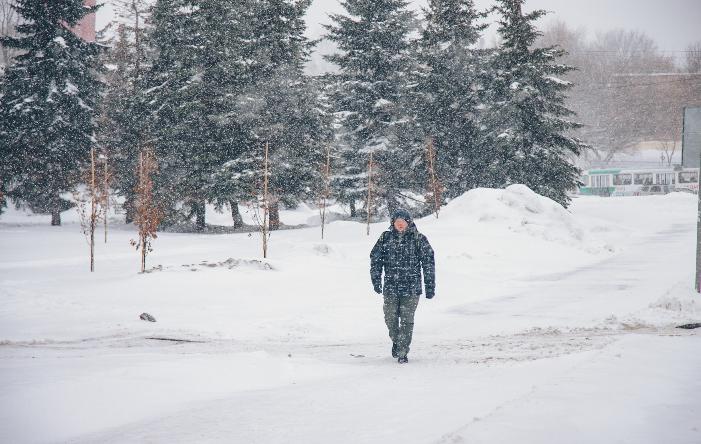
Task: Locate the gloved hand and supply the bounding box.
[373,283,382,294]
[425,292,434,299]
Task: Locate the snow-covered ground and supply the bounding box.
[1,186,700,443]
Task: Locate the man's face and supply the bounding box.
[394,218,408,232]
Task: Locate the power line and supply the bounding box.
[578,76,701,89]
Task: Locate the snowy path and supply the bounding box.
[60,333,699,444]
[1,193,700,443]
[430,220,696,337]
[4,327,693,443]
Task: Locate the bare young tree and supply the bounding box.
[659,140,677,167]
[261,142,270,257]
[366,151,375,236]
[591,29,675,74]
[539,23,683,166]
[318,145,332,239]
[131,148,162,273]
[684,41,701,73]
[74,147,107,272]
[249,142,271,258]
[659,117,682,167]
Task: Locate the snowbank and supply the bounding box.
[432,184,613,253]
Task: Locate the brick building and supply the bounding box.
[73,0,97,42]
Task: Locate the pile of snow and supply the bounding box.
[436,184,612,253]
[648,282,701,317]
[144,258,274,273]
[651,294,699,314]
[607,283,701,330]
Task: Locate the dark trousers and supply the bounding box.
[383,293,420,358]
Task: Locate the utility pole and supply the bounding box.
[685,107,701,293]
[696,164,701,293]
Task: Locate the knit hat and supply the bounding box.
[391,208,412,223]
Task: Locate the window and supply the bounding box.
[633,173,653,185]
[679,171,699,184]
[655,173,675,185]
[613,174,632,185]
[591,175,611,188]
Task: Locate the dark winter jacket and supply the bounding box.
[370,210,435,298]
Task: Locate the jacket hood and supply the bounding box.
[390,209,416,233]
[391,208,412,224]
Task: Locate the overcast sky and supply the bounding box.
[96,0,700,59]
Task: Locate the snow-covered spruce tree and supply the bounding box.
[197,0,259,229]
[99,26,142,225]
[209,0,331,231]
[242,70,332,230]
[141,0,212,230]
[414,0,489,199]
[199,0,293,229]
[145,0,321,231]
[243,0,331,230]
[324,0,417,217]
[253,0,314,76]
[483,0,587,206]
[213,78,331,231]
[98,1,151,225]
[0,0,102,225]
[145,0,247,230]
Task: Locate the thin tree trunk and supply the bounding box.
[426,138,441,218]
[138,150,146,273]
[125,196,135,224]
[141,235,146,273]
[366,152,374,236]
[51,194,61,226]
[269,200,280,231]
[320,145,331,239]
[103,156,109,243]
[386,190,399,217]
[229,200,244,229]
[134,3,141,78]
[349,199,356,218]
[262,141,270,258]
[194,200,206,231]
[90,147,96,272]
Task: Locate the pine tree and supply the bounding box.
[99,0,150,224]
[0,0,103,225]
[483,0,587,206]
[253,0,314,76]
[209,0,331,230]
[141,0,211,229]
[144,0,321,231]
[247,70,332,230]
[202,0,301,229]
[325,0,417,216]
[415,0,488,199]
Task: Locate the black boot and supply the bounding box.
[392,343,398,358]
[398,356,408,364]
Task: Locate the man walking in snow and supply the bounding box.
[370,209,435,364]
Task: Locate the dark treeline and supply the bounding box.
[1,0,586,228]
